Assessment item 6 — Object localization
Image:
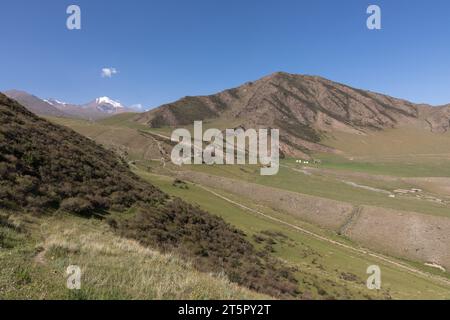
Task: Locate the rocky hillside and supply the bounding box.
[134,72,450,157]
[424,104,450,133]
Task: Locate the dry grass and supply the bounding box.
[0,213,267,300]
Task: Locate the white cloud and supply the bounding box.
[101,67,118,78]
[130,103,146,111]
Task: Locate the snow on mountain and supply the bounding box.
[3,90,68,117]
[5,90,144,120]
[44,99,67,106]
[85,96,129,114]
[95,97,124,109]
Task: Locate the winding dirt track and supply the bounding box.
[196,184,450,288]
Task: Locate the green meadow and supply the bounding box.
[136,170,450,300]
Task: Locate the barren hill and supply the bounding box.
[134,72,450,157]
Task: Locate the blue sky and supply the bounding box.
[1,0,450,109]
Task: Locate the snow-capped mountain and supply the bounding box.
[95,96,123,108]
[83,96,129,115]
[3,90,68,117]
[3,90,144,120]
[44,98,68,106]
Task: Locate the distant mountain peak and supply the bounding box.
[3,90,68,118]
[87,96,128,114]
[3,90,140,120]
[95,96,124,109]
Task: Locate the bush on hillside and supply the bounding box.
[60,197,94,215]
[116,198,300,298]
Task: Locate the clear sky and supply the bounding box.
[1,0,450,109]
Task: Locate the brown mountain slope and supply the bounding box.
[0,93,299,298]
[424,104,450,133]
[3,90,68,118]
[134,72,450,157]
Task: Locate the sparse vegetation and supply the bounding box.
[149,96,219,127]
[172,179,189,189]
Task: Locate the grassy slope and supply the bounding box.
[48,116,450,217]
[97,113,141,127]
[44,115,450,299]
[0,211,266,300]
[321,126,450,177]
[183,163,450,218]
[324,126,450,158]
[137,171,450,299]
[45,117,158,161]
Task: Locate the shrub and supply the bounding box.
[14,266,32,286]
[118,199,300,299]
[60,197,93,215]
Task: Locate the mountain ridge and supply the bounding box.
[133,72,450,157]
[3,91,137,120]
[5,72,450,156]
[3,89,69,118]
